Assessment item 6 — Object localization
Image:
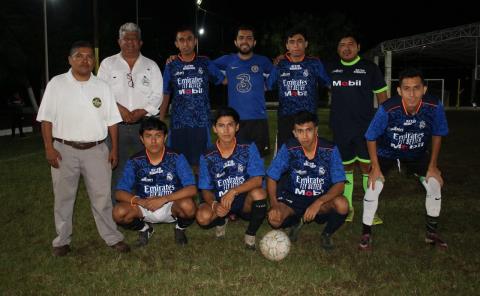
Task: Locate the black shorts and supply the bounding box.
[278,193,334,225]
[379,154,429,177]
[169,127,210,167]
[277,115,295,150]
[237,119,270,157]
[216,193,251,220]
[333,132,369,164]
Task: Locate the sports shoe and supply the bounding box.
[372,213,383,225]
[425,232,448,249]
[110,241,131,253]
[215,218,228,238]
[174,228,188,245]
[320,233,334,251]
[345,208,354,222]
[244,234,256,250]
[288,219,304,242]
[358,233,372,251]
[52,245,71,257]
[137,224,154,247]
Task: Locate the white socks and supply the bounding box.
[422,177,442,217]
[362,180,384,226]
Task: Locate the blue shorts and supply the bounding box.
[217,193,251,220]
[277,193,333,226]
[169,127,210,167]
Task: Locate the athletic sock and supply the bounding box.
[344,171,354,209]
[323,212,347,235]
[176,217,194,230]
[426,215,439,233]
[362,223,372,235]
[119,218,145,231]
[246,200,267,236]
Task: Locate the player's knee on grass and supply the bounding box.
[333,195,349,215]
[175,198,197,219]
[112,203,133,224]
[250,188,267,201]
[195,205,214,226]
[424,177,442,217]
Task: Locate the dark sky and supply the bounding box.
[2,0,479,90]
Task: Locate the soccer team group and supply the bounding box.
[37,22,449,257]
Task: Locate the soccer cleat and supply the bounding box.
[244,234,256,250]
[358,233,372,251]
[345,208,354,222]
[288,219,304,242]
[137,224,154,247]
[372,213,383,225]
[425,232,448,249]
[174,228,188,245]
[215,218,228,238]
[52,245,71,257]
[320,233,334,251]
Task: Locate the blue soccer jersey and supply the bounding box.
[326,56,388,135]
[267,55,331,117]
[214,54,273,120]
[365,95,448,159]
[198,142,265,200]
[163,55,224,129]
[267,137,345,204]
[116,149,195,199]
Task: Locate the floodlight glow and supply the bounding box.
[199,28,205,35]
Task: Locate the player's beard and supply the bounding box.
[238,45,253,55]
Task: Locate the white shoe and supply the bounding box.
[244,234,256,250]
[215,218,228,238]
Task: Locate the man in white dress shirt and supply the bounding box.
[37,41,130,256]
[97,22,163,198]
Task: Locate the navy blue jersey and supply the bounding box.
[116,149,195,198]
[267,137,345,201]
[198,142,265,200]
[365,95,448,159]
[267,55,331,117]
[214,54,273,120]
[163,55,224,129]
[326,57,388,134]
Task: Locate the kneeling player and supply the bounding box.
[267,111,348,250]
[196,107,267,250]
[359,68,449,250]
[113,117,197,246]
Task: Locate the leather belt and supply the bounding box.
[54,138,105,150]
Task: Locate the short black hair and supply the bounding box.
[293,111,318,127]
[139,117,168,136]
[69,40,94,56]
[285,27,308,42]
[398,68,425,86]
[337,33,360,45]
[236,25,255,39]
[175,25,197,39]
[213,107,240,125]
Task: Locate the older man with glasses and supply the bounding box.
[98,22,163,201]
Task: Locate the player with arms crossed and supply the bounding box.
[267,111,348,250]
[358,68,449,250]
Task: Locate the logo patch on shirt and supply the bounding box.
[174,71,184,76]
[92,97,102,108]
[419,121,426,129]
[303,69,309,77]
[198,67,204,75]
[251,65,259,73]
[183,64,196,70]
[289,65,302,70]
[332,69,343,73]
[280,72,290,77]
[353,68,366,74]
[303,160,316,168]
[238,164,244,173]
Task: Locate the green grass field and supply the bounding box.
[1,109,479,295]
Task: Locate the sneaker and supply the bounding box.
[215,218,228,238]
[288,219,304,242]
[320,233,334,251]
[358,233,372,251]
[425,232,448,249]
[345,208,354,222]
[174,228,188,245]
[137,224,154,247]
[244,234,256,250]
[110,241,131,253]
[52,245,71,257]
[372,213,383,225]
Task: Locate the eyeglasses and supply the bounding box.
[126,72,134,88]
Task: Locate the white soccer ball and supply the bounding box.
[259,230,291,261]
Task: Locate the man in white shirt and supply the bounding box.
[97,22,163,198]
[37,41,130,256]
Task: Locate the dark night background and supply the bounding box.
[1,0,479,120]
